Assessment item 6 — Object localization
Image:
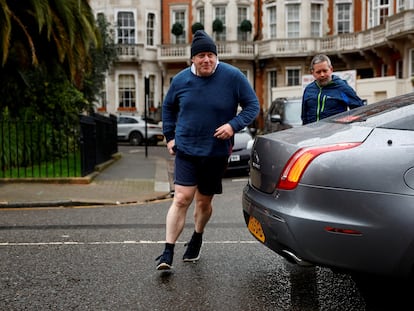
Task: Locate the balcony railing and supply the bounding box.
[113,10,414,64]
[157,41,255,62]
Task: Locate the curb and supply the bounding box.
[0,152,174,208]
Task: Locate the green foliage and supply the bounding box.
[0,0,111,118]
[0,111,81,177]
[82,13,118,108]
[0,2,115,178]
[171,22,184,37]
[212,19,224,33]
[191,22,204,34]
[0,0,100,85]
[240,19,252,32]
[1,151,81,178]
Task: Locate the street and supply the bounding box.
[0,147,413,310]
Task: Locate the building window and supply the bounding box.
[172,9,186,44]
[369,0,390,27]
[214,6,226,41]
[396,59,403,79]
[117,11,135,44]
[268,70,277,105]
[148,74,155,109]
[269,70,277,88]
[197,7,205,25]
[410,49,414,77]
[396,0,414,12]
[146,13,155,46]
[286,4,300,38]
[311,3,322,37]
[118,75,136,110]
[397,0,405,12]
[97,79,107,111]
[337,2,352,34]
[267,5,277,39]
[237,7,249,41]
[287,68,300,86]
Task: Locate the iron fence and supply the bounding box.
[0,114,117,179]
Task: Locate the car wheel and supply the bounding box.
[129,131,143,146]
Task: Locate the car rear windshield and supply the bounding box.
[327,93,414,130]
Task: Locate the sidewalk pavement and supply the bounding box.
[0,148,174,208]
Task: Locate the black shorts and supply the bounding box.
[174,151,229,195]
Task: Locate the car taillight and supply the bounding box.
[277,142,361,190]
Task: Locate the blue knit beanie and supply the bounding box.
[191,30,217,57]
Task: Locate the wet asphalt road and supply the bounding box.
[1,147,414,310]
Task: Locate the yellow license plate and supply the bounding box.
[248,216,265,243]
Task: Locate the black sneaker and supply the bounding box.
[183,236,202,262]
[156,249,173,270]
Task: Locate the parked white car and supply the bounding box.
[117,115,164,146]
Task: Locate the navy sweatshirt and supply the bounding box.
[162,62,259,157]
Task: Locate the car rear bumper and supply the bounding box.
[242,183,414,277]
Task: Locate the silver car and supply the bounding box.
[243,92,414,278]
[117,115,164,146]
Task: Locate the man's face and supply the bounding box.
[311,61,333,86]
[192,52,217,77]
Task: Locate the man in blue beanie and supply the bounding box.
[156,30,259,270]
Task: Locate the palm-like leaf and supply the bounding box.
[0,0,101,84]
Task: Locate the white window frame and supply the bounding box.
[237,6,250,41]
[146,11,156,47]
[310,3,322,37]
[286,3,300,38]
[369,0,391,27]
[148,74,156,109]
[286,67,301,86]
[197,6,205,26]
[171,6,187,44]
[335,0,353,34]
[396,0,414,11]
[268,70,277,107]
[214,5,227,41]
[115,9,137,44]
[117,73,138,110]
[266,4,277,39]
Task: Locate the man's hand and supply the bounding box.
[214,123,234,140]
[167,139,176,155]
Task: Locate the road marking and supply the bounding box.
[0,240,258,246]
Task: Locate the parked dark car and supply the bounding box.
[117,115,164,146]
[226,127,254,174]
[243,92,414,278]
[264,97,302,133]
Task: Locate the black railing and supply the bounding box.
[0,114,118,179]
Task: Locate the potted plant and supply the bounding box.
[171,22,184,37]
[240,19,252,33]
[212,18,224,33]
[191,22,204,34]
